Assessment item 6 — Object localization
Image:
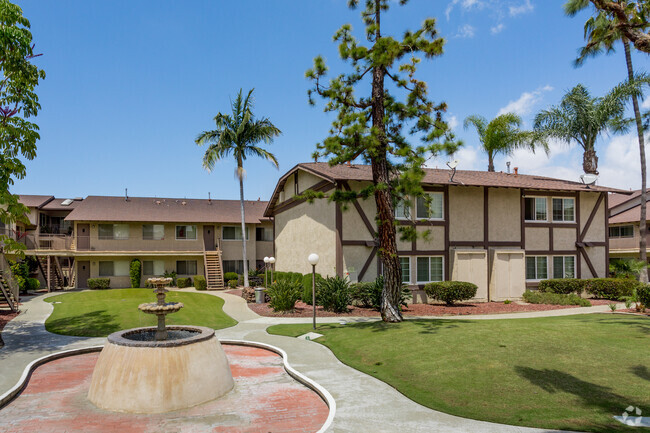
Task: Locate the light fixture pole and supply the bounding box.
[263,256,270,287]
[308,253,319,330]
[269,257,276,283]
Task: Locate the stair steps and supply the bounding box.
[204,250,224,290]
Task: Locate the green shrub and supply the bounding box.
[317,276,352,313]
[350,276,411,310]
[423,281,477,305]
[637,284,650,309]
[585,278,639,300]
[129,259,141,288]
[193,275,207,291]
[26,277,40,291]
[522,290,591,306]
[273,271,303,284]
[176,277,192,288]
[301,273,324,305]
[267,279,302,312]
[538,278,586,295]
[9,261,29,293]
[163,270,177,286]
[87,278,110,290]
[239,273,264,287]
[228,279,238,289]
[224,272,239,283]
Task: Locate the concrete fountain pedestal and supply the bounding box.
[87,278,234,413]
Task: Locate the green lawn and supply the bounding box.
[45,289,237,337]
[269,315,650,432]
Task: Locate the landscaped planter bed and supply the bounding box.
[247,299,615,318]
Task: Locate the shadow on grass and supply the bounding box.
[631,365,650,382]
[46,310,120,337]
[335,319,463,335]
[573,315,650,334]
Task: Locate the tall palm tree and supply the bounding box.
[534,83,642,174]
[565,0,650,281]
[196,89,281,288]
[464,113,548,172]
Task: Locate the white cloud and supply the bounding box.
[447,115,459,131]
[641,97,650,110]
[509,0,534,17]
[423,144,481,171]
[598,132,649,190]
[491,23,505,34]
[497,85,553,117]
[457,24,476,38]
[446,0,483,20]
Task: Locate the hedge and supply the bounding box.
[272,271,303,284]
[177,277,192,288]
[538,278,587,295]
[87,278,110,290]
[193,275,207,291]
[423,281,477,305]
[636,284,650,309]
[224,272,239,283]
[301,273,324,305]
[584,278,640,300]
[129,259,141,288]
[522,290,591,306]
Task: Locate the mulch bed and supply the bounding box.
[247,298,615,318]
[616,308,650,317]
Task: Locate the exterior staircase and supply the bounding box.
[36,255,64,291]
[0,254,19,312]
[204,250,224,290]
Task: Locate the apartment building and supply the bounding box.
[11,195,272,290]
[608,190,649,261]
[265,163,625,302]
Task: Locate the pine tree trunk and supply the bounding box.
[371,0,402,323]
[238,161,250,288]
[624,39,648,282]
[582,148,599,174]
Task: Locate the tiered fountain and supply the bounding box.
[87,278,234,413]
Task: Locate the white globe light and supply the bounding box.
[308,253,320,266]
[269,257,276,264]
[263,256,270,263]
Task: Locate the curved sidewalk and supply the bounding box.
[0,291,603,432]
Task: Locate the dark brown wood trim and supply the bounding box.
[358,246,378,281]
[579,192,604,242]
[397,250,446,256]
[272,217,276,257]
[576,192,581,279]
[520,190,526,250]
[576,241,607,247]
[526,250,578,255]
[579,247,597,278]
[422,185,445,192]
[335,201,343,277]
[449,241,483,247]
[341,181,376,237]
[549,227,554,251]
[444,185,450,281]
[483,187,489,250]
[449,240,522,247]
[490,241,524,247]
[398,220,446,227]
[342,240,378,246]
[523,222,578,229]
[522,190,578,197]
[272,181,335,215]
[604,193,610,276]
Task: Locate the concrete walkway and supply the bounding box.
[0,291,616,432]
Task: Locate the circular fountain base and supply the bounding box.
[87,326,234,414]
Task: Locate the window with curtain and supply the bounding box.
[256,227,273,241]
[416,192,443,220]
[416,256,444,283]
[223,260,248,274]
[223,226,249,240]
[175,225,197,240]
[98,224,130,240]
[142,224,165,240]
[176,260,197,275]
[143,260,165,276]
[524,197,547,221]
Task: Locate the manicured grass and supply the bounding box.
[45,289,237,337]
[269,315,650,432]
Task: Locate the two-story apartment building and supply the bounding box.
[608,190,649,261]
[13,195,273,290]
[265,163,626,302]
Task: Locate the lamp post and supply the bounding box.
[308,253,319,330]
[269,257,275,283]
[263,256,270,287]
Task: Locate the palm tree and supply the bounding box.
[565,0,650,281]
[464,113,548,172]
[533,83,643,174]
[196,89,281,288]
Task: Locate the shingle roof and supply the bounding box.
[18,195,54,208]
[40,198,83,211]
[609,202,650,224]
[65,195,269,224]
[609,190,640,209]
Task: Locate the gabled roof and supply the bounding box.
[609,190,641,209]
[18,195,54,208]
[609,203,650,224]
[265,162,631,216]
[65,195,270,224]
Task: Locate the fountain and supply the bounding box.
[87,278,234,413]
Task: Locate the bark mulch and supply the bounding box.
[247,298,615,318]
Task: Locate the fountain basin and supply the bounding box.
[87,326,234,413]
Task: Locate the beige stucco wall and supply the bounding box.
[488,188,521,242]
[580,192,606,242]
[278,170,325,204]
[449,186,483,242]
[450,248,488,300]
[553,227,576,250]
[525,226,549,250]
[581,246,606,278]
[415,226,445,250]
[342,245,378,282]
[274,197,336,276]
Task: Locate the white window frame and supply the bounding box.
[416,192,444,221]
[222,225,249,241]
[415,256,444,284]
[552,255,576,279]
[551,197,575,223]
[524,196,548,222]
[394,200,412,221]
[525,255,549,281]
[399,256,411,284]
[175,225,197,240]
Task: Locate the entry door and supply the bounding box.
[77,261,90,288]
[77,224,90,250]
[203,225,215,250]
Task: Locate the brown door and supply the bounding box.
[77,261,90,288]
[203,225,215,250]
[77,224,90,250]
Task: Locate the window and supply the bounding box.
[552,198,575,222]
[256,227,273,242]
[609,225,634,238]
[176,260,197,275]
[142,260,165,276]
[98,260,129,276]
[524,197,547,221]
[175,225,197,240]
[223,226,249,240]
[98,224,130,240]
[416,256,444,283]
[223,260,248,274]
[142,224,165,240]
[553,256,575,279]
[416,192,443,220]
[395,200,411,220]
[526,256,548,280]
[399,257,411,284]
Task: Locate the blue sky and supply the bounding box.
[14,0,650,201]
